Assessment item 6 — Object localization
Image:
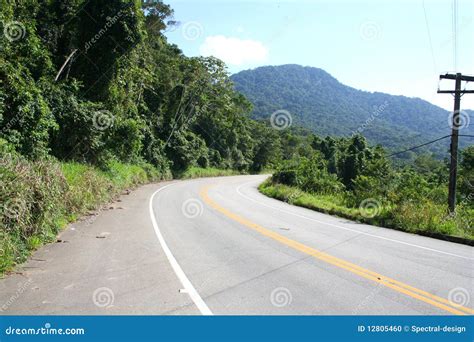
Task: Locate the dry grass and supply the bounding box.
[0,150,160,275]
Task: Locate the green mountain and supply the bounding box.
[231,64,473,158]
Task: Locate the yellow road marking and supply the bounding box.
[200,185,473,315]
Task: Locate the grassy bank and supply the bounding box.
[259,180,474,242]
[0,148,164,274]
[0,151,243,274]
[178,167,240,179]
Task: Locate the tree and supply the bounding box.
[459,146,474,200]
[337,135,368,189]
[72,0,144,100]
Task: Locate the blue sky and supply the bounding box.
[164,0,474,110]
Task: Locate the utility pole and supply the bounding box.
[438,73,474,212]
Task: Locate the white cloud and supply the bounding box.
[199,35,268,66]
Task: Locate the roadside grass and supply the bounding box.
[259,180,473,242]
[0,151,161,275]
[259,180,375,222]
[0,160,243,275]
[178,166,240,179]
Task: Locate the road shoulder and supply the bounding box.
[0,182,199,315]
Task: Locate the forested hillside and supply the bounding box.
[231,64,474,158]
[0,0,284,174]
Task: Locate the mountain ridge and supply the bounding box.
[231,64,473,157]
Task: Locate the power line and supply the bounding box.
[452,0,458,71]
[164,86,189,147]
[387,135,451,157]
[387,134,474,158]
[422,0,437,73]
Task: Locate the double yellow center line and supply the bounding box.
[200,185,473,315]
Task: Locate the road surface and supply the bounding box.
[1,175,472,315]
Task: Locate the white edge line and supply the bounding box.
[149,183,213,315]
[236,180,473,261]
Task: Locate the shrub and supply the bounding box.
[272,155,344,194]
[391,200,466,237]
[1,141,161,274]
[1,145,67,271]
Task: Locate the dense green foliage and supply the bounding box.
[231,64,474,159]
[0,0,284,175]
[179,167,239,179]
[265,135,474,240]
[0,138,160,272]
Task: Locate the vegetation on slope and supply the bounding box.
[231,64,474,159]
[0,0,283,175]
[179,167,240,179]
[260,135,474,241]
[0,139,162,273]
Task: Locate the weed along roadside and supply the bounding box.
[0,141,242,275]
[259,177,473,245]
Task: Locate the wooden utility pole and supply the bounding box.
[438,73,474,212]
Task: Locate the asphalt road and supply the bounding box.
[1,175,473,315]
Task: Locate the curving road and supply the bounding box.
[1,175,473,315]
[150,175,473,315]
